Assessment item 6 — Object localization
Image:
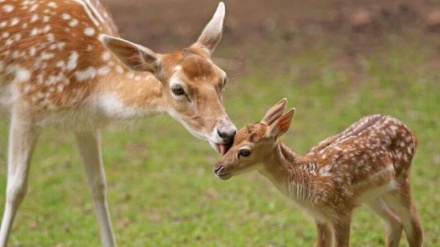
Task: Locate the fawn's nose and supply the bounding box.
[214,164,224,174]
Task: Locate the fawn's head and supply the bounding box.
[100,3,236,153]
[214,99,295,179]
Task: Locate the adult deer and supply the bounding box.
[0,0,236,246]
[214,99,423,247]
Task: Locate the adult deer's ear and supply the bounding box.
[268,108,295,139]
[193,2,225,56]
[100,34,160,73]
[261,98,288,125]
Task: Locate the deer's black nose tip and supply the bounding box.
[218,129,236,141]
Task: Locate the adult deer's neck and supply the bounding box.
[91,61,166,120]
[259,142,315,201]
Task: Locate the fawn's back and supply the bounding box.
[306,114,416,204]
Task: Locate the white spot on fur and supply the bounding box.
[56,84,64,92]
[16,69,30,81]
[29,46,36,56]
[97,66,110,75]
[62,13,71,20]
[46,33,55,42]
[56,42,66,50]
[30,4,38,12]
[319,166,332,176]
[56,60,65,69]
[75,66,96,81]
[30,14,39,23]
[30,27,39,36]
[40,51,55,60]
[2,4,14,13]
[42,24,51,33]
[10,18,19,26]
[84,27,95,36]
[101,51,111,61]
[115,65,124,74]
[69,19,78,27]
[66,51,78,71]
[47,2,58,8]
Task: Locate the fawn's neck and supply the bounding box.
[259,142,315,202]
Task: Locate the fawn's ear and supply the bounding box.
[100,34,160,73]
[268,108,295,138]
[194,2,225,56]
[261,98,288,125]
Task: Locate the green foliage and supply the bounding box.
[0,32,439,247]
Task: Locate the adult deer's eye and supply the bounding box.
[171,85,185,96]
[238,149,251,157]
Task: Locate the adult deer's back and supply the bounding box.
[0,1,236,246]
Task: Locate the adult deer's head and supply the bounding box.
[100,3,235,153]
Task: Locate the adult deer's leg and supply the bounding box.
[315,221,333,247]
[75,131,116,247]
[0,109,40,246]
[366,197,403,247]
[384,182,423,247]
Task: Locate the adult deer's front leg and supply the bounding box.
[75,131,116,247]
[0,110,40,246]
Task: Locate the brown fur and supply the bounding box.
[215,102,423,247]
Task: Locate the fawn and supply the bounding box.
[0,1,236,246]
[214,99,423,247]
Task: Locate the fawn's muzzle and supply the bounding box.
[214,164,232,180]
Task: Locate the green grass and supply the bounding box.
[0,33,439,246]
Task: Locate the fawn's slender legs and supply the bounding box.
[316,221,333,247]
[75,131,116,247]
[332,213,352,247]
[366,197,403,247]
[384,182,423,247]
[0,109,40,246]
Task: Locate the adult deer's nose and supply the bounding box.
[217,129,236,143]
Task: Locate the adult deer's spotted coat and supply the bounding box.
[0,0,236,246]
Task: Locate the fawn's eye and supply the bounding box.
[171,85,185,96]
[238,149,251,158]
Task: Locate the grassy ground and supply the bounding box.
[1,1,440,247]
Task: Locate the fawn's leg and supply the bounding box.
[332,213,351,247]
[384,181,423,247]
[0,109,40,247]
[75,131,116,247]
[365,197,403,247]
[316,221,333,247]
